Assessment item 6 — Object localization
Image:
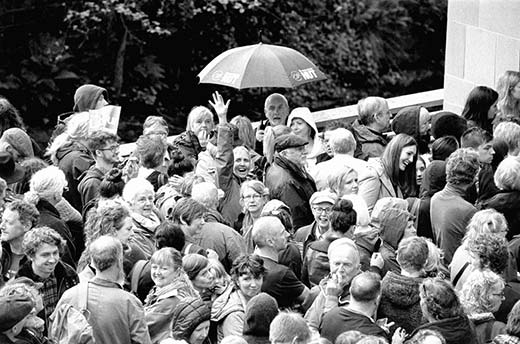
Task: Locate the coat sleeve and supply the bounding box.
[215,124,235,193]
[358,167,381,214]
[221,311,245,338]
[129,299,153,344]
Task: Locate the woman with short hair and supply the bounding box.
[211,255,266,343]
[239,180,269,252]
[460,269,506,343]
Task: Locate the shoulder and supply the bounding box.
[294,224,313,241]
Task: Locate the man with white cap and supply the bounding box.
[294,190,337,257]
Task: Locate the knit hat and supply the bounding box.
[0,152,25,184]
[182,253,210,280]
[288,107,319,137]
[431,111,468,141]
[0,294,35,331]
[243,292,279,337]
[274,133,308,152]
[73,84,108,112]
[371,197,410,249]
[392,106,421,138]
[0,128,34,159]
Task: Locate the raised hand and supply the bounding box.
[209,91,230,124]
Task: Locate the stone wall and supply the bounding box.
[443,0,520,114]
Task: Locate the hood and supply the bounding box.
[351,122,388,145]
[288,107,318,137]
[171,297,210,341]
[420,315,476,344]
[79,166,105,183]
[371,197,409,249]
[243,292,279,337]
[481,191,520,211]
[392,106,420,138]
[73,84,108,112]
[211,285,244,322]
[420,160,447,197]
[55,141,90,161]
[381,271,422,307]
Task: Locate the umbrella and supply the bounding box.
[197,43,327,89]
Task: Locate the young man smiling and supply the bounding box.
[16,226,78,330]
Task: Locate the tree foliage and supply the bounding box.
[0,0,447,143]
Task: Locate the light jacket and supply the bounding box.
[211,285,248,343]
[358,158,403,213]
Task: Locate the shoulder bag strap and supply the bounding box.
[131,260,147,294]
[452,261,470,287]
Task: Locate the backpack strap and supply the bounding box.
[78,281,90,320]
[131,260,147,295]
[452,261,470,287]
[183,243,193,255]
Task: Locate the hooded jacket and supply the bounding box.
[77,165,105,211]
[55,141,94,212]
[171,297,211,342]
[265,155,317,229]
[287,108,324,165]
[73,85,108,112]
[378,271,425,333]
[410,315,478,344]
[211,285,247,342]
[351,121,388,159]
[392,106,430,154]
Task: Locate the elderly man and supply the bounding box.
[270,312,311,344]
[312,128,369,191]
[0,200,40,283]
[253,216,309,309]
[320,272,388,342]
[304,238,362,333]
[431,148,480,265]
[78,130,119,209]
[254,93,290,153]
[53,236,152,344]
[265,133,317,228]
[351,97,391,159]
[294,191,337,257]
[17,226,78,330]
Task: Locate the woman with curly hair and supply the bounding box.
[77,199,145,284]
[460,269,506,343]
[410,277,477,344]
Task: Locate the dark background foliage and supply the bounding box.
[0,0,447,145]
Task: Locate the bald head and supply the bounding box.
[90,235,123,272]
[191,181,219,210]
[264,93,289,126]
[350,271,381,303]
[252,216,284,248]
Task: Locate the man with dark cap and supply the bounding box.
[243,292,279,344]
[0,294,35,343]
[264,133,317,228]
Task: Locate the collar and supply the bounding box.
[345,306,376,323]
[90,277,123,289]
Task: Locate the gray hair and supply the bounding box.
[25,166,67,204]
[328,128,356,154]
[357,97,388,126]
[122,177,154,204]
[269,311,310,344]
[494,122,520,155]
[495,156,520,190]
[191,181,219,210]
[90,235,123,272]
[252,216,283,248]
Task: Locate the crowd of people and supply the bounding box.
[0,70,520,344]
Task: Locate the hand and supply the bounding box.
[206,248,219,261]
[325,273,342,297]
[391,327,407,344]
[371,252,384,270]
[168,175,184,190]
[377,318,395,334]
[197,129,210,148]
[209,91,230,124]
[256,129,265,142]
[122,157,139,182]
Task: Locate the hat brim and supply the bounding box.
[0,164,25,184]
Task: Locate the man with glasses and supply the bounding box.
[294,191,337,257]
[78,130,119,211]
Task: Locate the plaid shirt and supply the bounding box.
[38,272,59,326]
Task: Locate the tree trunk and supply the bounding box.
[113,27,127,98]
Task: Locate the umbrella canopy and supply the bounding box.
[197,43,327,89]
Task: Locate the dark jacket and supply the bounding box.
[77,165,105,210]
[320,307,389,343]
[480,190,520,240]
[36,199,76,267]
[294,222,318,258]
[351,121,388,160]
[264,155,317,229]
[410,315,478,344]
[378,271,424,334]
[302,236,334,288]
[418,160,447,240]
[469,313,505,344]
[1,241,29,284]
[55,141,94,211]
[171,298,211,342]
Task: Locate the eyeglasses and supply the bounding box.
[312,206,332,214]
[242,194,263,201]
[492,291,505,298]
[99,145,120,152]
